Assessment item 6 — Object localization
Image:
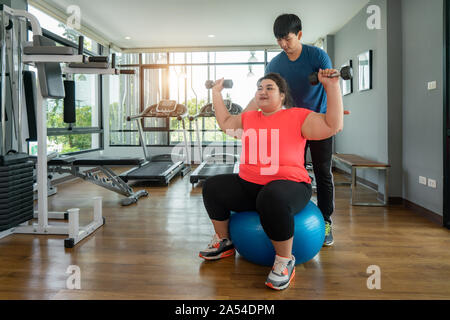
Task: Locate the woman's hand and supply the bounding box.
[210,77,243,134]
[318,69,340,89]
[212,78,225,94]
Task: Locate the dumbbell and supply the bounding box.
[205,79,233,89]
[309,66,353,86]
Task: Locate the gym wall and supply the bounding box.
[402,0,444,215]
[332,0,444,216]
[333,0,390,196]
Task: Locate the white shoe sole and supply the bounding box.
[323,240,334,247]
[265,268,295,290]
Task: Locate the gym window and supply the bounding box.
[27,5,103,155]
[109,50,281,147]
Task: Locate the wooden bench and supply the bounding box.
[332,153,390,206]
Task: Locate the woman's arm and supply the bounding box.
[212,78,243,136]
[242,98,259,113]
[301,69,344,140]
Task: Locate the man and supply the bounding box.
[244,13,335,246]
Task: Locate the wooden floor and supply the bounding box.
[0,169,449,300]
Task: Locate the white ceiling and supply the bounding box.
[40,0,369,50]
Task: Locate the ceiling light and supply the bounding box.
[208,35,215,38]
[248,51,258,63]
[125,36,131,40]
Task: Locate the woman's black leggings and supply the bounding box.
[202,174,312,242]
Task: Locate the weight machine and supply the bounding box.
[0,5,125,247]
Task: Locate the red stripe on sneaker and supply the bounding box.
[199,249,235,261]
[220,249,235,258]
[265,282,277,290]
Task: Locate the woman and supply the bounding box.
[199,70,343,290]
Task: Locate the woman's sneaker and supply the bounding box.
[323,222,334,246]
[265,255,296,290]
[199,234,235,260]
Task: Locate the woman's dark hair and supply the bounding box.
[273,14,302,39]
[257,73,295,108]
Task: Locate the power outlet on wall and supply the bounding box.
[419,176,427,185]
[428,179,437,189]
[427,81,437,91]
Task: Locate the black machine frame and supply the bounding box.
[444,0,450,229]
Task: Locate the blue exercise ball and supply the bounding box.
[229,201,325,266]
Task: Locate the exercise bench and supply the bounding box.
[332,153,390,206]
[47,155,148,206]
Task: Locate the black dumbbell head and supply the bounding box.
[340,66,353,80]
[309,72,319,86]
[223,80,233,88]
[205,80,215,89]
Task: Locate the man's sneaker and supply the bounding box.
[323,221,334,246]
[199,234,235,260]
[265,255,296,290]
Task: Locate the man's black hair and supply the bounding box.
[273,14,302,39]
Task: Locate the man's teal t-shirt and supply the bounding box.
[265,44,332,114]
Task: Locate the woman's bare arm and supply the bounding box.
[302,69,344,140]
[212,79,243,136]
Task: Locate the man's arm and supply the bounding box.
[318,48,333,70]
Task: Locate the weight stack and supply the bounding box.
[0,159,34,232]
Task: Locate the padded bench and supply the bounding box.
[46,156,148,206]
[332,153,390,206]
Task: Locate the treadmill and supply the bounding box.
[120,100,191,185]
[189,99,242,187]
